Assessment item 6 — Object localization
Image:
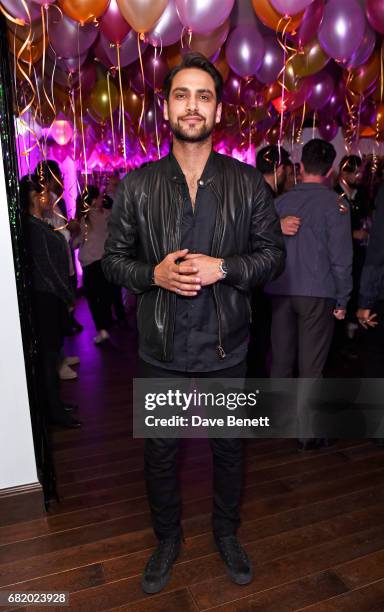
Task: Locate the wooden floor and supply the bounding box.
[1,299,384,611]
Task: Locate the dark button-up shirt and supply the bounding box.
[140,152,248,372]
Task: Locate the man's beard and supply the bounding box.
[169,116,214,143]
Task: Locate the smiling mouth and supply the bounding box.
[181,116,204,122]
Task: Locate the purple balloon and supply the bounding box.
[127,61,146,94]
[31,0,55,4]
[175,0,235,35]
[319,80,345,118]
[240,79,263,108]
[297,0,325,47]
[102,30,148,68]
[56,53,88,74]
[93,35,112,68]
[100,0,131,45]
[270,0,314,15]
[347,23,376,69]
[143,48,169,91]
[318,0,365,63]
[255,36,284,84]
[360,99,376,125]
[78,61,97,92]
[318,118,339,141]
[222,72,242,105]
[148,0,183,47]
[48,12,98,59]
[1,0,40,23]
[366,0,384,35]
[226,25,264,78]
[307,71,334,110]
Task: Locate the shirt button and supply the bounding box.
[198,179,204,186]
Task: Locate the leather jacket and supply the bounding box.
[102,151,285,362]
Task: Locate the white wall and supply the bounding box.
[0,146,38,489]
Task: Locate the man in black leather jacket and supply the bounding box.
[102,53,285,595]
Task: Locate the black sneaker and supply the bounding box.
[215,535,253,585]
[141,537,180,594]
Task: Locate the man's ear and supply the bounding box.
[163,99,169,121]
[215,102,222,124]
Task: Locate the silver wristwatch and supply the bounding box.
[219,259,228,279]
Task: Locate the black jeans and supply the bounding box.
[82,260,113,331]
[138,359,246,541]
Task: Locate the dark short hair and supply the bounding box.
[163,52,223,103]
[19,175,44,216]
[339,155,362,173]
[75,185,100,219]
[256,145,291,175]
[34,160,62,184]
[301,139,336,176]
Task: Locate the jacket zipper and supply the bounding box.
[163,186,182,361]
[210,182,226,359]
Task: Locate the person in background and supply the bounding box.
[72,186,114,345]
[282,161,296,192]
[20,175,81,429]
[266,139,353,449]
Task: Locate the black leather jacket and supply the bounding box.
[102,151,285,362]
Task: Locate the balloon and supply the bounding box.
[166,44,182,70]
[102,30,148,68]
[255,35,284,84]
[51,117,73,145]
[78,61,97,92]
[251,0,304,33]
[294,37,329,78]
[371,79,384,103]
[248,100,268,124]
[148,0,183,48]
[56,53,88,74]
[222,72,242,105]
[347,24,376,69]
[307,71,334,110]
[349,51,380,94]
[372,102,384,134]
[123,88,142,121]
[48,12,98,58]
[57,0,109,24]
[0,0,40,24]
[226,25,264,78]
[51,142,69,163]
[127,61,146,94]
[8,28,47,64]
[241,79,263,108]
[366,0,384,35]
[31,0,55,4]
[143,48,169,91]
[270,0,314,16]
[144,100,162,133]
[360,99,376,126]
[297,0,324,47]
[100,0,131,45]
[89,79,119,120]
[318,118,338,141]
[285,77,312,111]
[319,80,345,117]
[116,0,167,33]
[265,81,282,102]
[93,36,112,68]
[265,123,281,144]
[318,0,365,63]
[175,0,235,35]
[188,20,230,59]
[214,48,230,82]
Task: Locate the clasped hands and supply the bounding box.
[153,249,223,296]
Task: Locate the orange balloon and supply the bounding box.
[350,51,380,94]
[251,0,303,34]
[58,0,110,24]
[123,88,142,122]
[189,20,230,59]
[214,48,230,83]
[264,81,282,102]
[116,0,167,34]
[89,79,119,121]
[166,44,183,70]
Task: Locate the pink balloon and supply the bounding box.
[175,0,235,35]
[51,117,73,145]
[318,0,365,63]
[51,142,69,163]
[226,25,264,78]
[143,48,169,91]
[366,0,384,35]
[307,71,334,110]
[347,23,376,69]
[318,118,338,141]
[148,0,183,47]
[102,31,148,68]
[270,0,314,15]
[255,36,284,84]
[297,0,325,47]
[1,0,40,23]
[100,0,131,45]
[222,72,242,105]
[48,12,98,59]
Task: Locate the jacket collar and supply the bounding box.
[166,149,218,185]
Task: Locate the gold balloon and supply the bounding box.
[372,102,384,134]
[251,0,303,34]
[58,0,110,24]
[283,61,301,92]
[8,29,47,64]
[266,123,281,144]
[166,44,183,70]
[293,38,329,78]
[371,78,384,103]
[189,20,230,59]
[214,48,230,82]
[116,0,167,34]
[264,81,282,102]
[350,51,380,94]
[89,79,119,121]
[123,89,142,122]
[248,105,267,123]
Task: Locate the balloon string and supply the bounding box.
[296,101,306,144]
[153,46,161,159]
[0,3,25,25]
[41,5,55,117]
[137,32,147,154]
[312,111,316,140]
[107,70,116,154]
[116,43,127,165]
[78,23,88,194]
[381,40,384,103]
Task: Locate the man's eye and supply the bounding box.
[175,94,185,99]
[200,95,209,101]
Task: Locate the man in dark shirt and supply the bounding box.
[102,53,285,594]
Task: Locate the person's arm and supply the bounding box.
[223,178,286,291]
[359,185,384,309]
[325,197,353,309]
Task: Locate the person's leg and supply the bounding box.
[296,297,335,378]
[82,262,104,331]
[270,295,297,377]
[111,284,126,323]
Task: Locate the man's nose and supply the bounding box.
[186,98,198,112]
